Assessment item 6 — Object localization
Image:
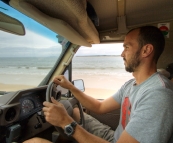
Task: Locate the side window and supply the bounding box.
[72,44,133,99]
[64,69,70,82]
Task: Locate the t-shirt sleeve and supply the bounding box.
[112,79,134,104]
[112,85,124,104]
[125,88,173,143]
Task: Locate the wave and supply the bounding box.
[0,66,124,72]
[17,66,30,69]
[37,67,52,69]
[73,66,124,69]
[0,66,52,69]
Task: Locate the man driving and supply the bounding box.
[24,26,173,143]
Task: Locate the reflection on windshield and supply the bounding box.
[0,2,62,92]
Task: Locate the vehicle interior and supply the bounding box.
[0,0,173,142]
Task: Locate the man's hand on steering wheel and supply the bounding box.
[45,76,85,140]
[43,97,74,128]
[53,75,74,90]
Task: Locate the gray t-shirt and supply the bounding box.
[112,72,173,143]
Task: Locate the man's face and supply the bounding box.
[121,29,142,73]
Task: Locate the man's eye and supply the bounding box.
[123,45,129,50]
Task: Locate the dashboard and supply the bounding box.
[0,85,70,143]
[0,86,51,143]
[0,86,47,126]
[19,91,44,120]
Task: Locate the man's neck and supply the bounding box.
[132,64,157,85]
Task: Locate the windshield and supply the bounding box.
[0,2,63,92]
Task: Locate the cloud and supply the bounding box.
[0,29,58,49]
[0,46,62,57]
[0,28,123,57]
[76,43,123,56]
[0,29,62,57]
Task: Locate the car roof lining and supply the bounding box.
[88,0,173,43]
[88,0,173,31]
[126,0,173,27]
[7,0,173,45]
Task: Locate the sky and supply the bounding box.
[0,1,123,57]
[76,44,123,56]
[0,1,57,42]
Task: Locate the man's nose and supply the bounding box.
[121,50,125,57]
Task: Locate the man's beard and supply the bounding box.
[124,49,141,73]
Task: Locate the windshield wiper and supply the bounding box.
[0,91,9,95]
[0,7,8,10]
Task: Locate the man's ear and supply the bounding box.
[141,44,154,58]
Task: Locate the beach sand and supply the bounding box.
[0,74,42,92]
[0,73,133,99]
[0,83,34,91]
[72,74,133,99]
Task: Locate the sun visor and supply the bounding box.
[9,0,92,47]
[9,0,100,47]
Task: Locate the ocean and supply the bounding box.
[0,56,132,88]
[0,56,131,91]
[0,56,129,76]
[72,56,130,77]
[0,57,57,76]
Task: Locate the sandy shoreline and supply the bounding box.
[0,83,115,99]
[73,74,132,99]
[84,88,116,99]
[0,83,35,91]
[0,73,133,99]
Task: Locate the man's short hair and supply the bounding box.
[128,26,165,63]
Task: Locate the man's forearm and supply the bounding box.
[69,86,103,114]
[53,75,120,114]
[70,85,121,114]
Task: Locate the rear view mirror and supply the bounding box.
[0,12,25,35]
[73,79,85,92]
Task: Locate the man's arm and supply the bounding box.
[116,131,139,143]
[53,75,120,114]
[43,98,139,143]
[73,124,139,143]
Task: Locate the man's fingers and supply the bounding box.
[51,97,59,104]
[53,78,61,84]
[43,98,61,108]
[53,75,64,84]
[42,107,49,112]
[43,101,54,107]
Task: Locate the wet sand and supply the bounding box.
[0,83,34,91]
[73,74,133,99]
[0,73,133,99]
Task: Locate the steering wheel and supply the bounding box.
[46,81,85,141]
